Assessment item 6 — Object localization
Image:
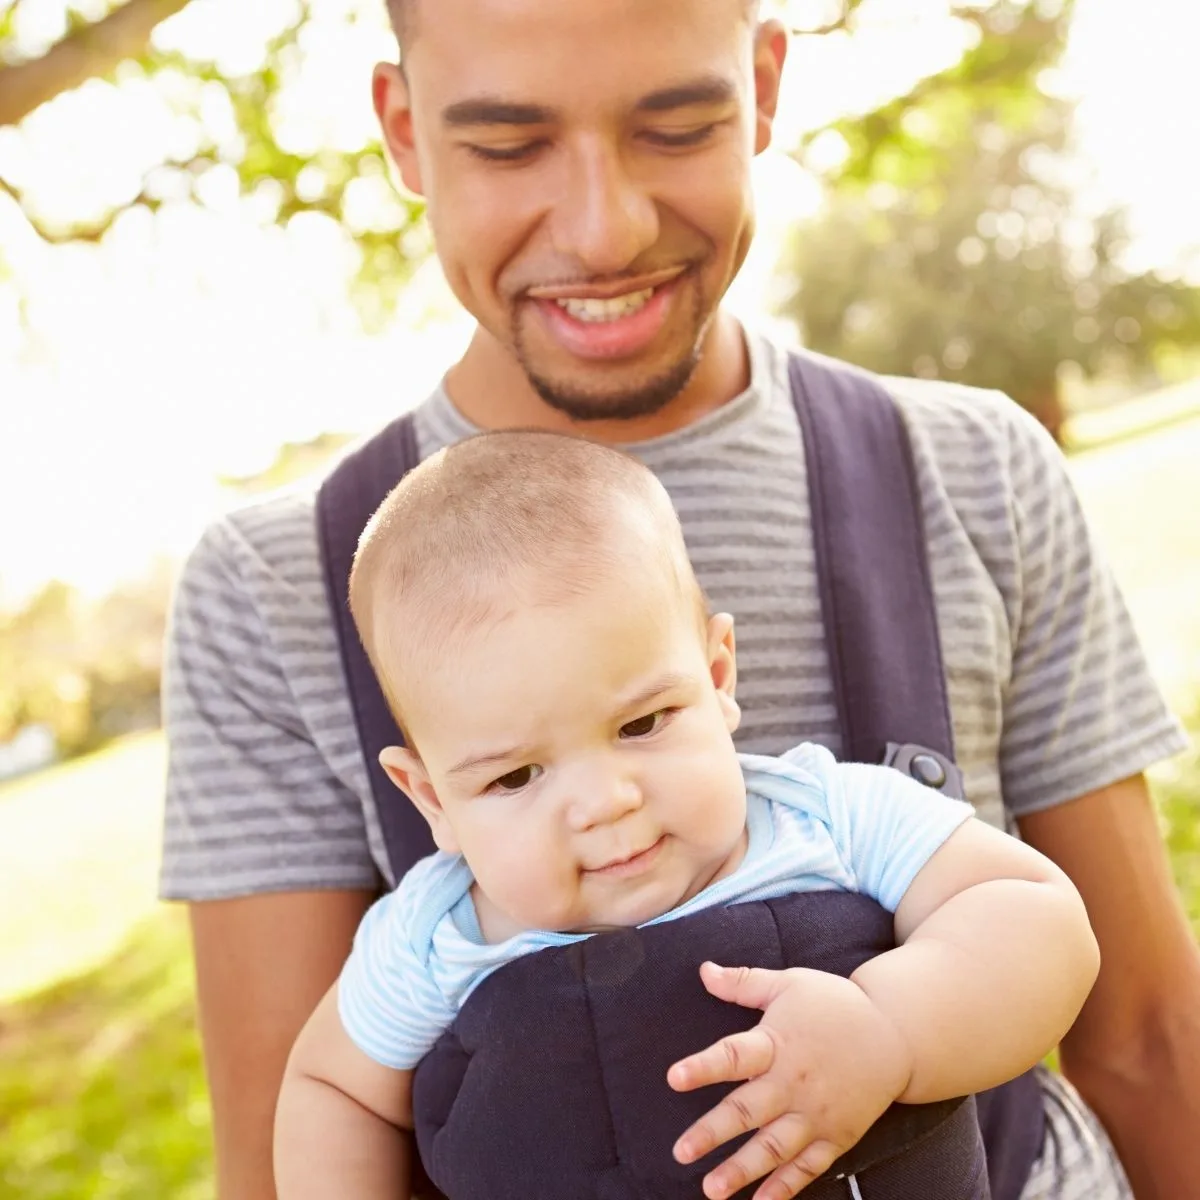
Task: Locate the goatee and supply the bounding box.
[513,281,707,423]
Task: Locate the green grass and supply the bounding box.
[0,409,1197,1199]
[0,732,166,1002]
[0,908,213,1200]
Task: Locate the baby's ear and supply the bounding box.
[707,613,741,734]
[379,746,460,854]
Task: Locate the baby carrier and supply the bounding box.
[316,350,1046,1200]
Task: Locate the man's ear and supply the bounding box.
[751,18,789,156]
[379,745,459,853]
[707,613,741,734]
[372,62,425,197]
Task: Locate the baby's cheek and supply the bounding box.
[480,827,576,927]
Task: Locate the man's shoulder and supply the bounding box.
[754,332,1047,473]
[177,484,320,601]
[878,371,1047,461]
[173,395,446,626]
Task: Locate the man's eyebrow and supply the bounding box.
[442,97,555,128]
[635,76,737,114]
[440,76,736,128]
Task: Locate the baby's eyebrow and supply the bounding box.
[615,671,695,715]
[447,743,536,779]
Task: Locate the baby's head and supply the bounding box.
[350,430,748,936]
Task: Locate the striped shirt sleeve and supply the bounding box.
[160,514,380,900]
[998,405,1187,814]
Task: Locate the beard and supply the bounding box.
[524,348,703,422]
[511,272,709,423]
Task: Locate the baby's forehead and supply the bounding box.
[391,561,704,710]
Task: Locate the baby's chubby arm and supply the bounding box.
[854,816,1100,1101]
[670,817,1100,1200]
[274,981,414,1200]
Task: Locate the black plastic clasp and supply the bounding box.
[882,743,965,801]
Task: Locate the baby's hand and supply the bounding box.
[667,963,913,1200]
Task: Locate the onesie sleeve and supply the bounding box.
[337,875,459,1070]
[791,744,975,912]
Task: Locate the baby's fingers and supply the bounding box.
[673,1077,788,1165]
[693,1115,821,1200]
[668,1026,776,1093]
[751,1141,843,1200]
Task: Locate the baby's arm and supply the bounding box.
[670,753,1101,1200]
[854,815,1100,1101]
[274,981,414,1199]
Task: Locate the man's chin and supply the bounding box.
[523,350,702,424]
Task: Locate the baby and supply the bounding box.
[275,430,1100,1200]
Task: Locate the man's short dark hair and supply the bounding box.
[385,0,760,54]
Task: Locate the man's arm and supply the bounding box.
[190,888,374,1200]
[1019,773,1200,1200]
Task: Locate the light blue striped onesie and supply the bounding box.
[338,741,974,1070]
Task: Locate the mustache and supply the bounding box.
[506,252,711,298]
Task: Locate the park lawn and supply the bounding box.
[0,908,212,1200]
[0,412,1197,1199]
[0,732,166,1003]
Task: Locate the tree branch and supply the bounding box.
[0,155,212,243]
[0,0,192,128]
[789,0,865,38]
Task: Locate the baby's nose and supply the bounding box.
[568,773,643,832]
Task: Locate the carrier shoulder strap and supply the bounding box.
[315,411,435,883]
[787,350,962,795]
[789,350,1043,1200]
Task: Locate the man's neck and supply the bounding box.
[443,310,751,445]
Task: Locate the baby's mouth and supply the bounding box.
[587,836,666,878]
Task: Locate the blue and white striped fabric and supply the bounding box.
[336,742,973,1071]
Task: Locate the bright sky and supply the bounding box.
[0,0,1197,604]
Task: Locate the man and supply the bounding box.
[161,1,1200,1198]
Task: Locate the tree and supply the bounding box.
[0,567,172,755]
[777,1,1200,438]
[1,0,428,317]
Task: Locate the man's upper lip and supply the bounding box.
[526,267,685,302]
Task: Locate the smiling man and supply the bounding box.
[161,1,1200,1198]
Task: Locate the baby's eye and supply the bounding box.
[619,711,667,739]
[489,764,542,792]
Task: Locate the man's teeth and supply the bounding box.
[555,288,655,322]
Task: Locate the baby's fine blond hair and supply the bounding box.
[349,430,705,732]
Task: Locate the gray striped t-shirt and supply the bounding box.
[160,329,1184,900]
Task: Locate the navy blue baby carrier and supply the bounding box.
[316,350,1046,1200]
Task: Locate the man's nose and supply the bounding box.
[566,768,644,833]
[547,138,660,277]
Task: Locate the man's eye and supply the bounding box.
[489,764,542,792]
[643,124,718,149]
[465,141,545,163]
[620,711,667,739]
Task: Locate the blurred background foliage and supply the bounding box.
[0,0,429,321]
[1,1,1197,1196]
[778,2,1200,439]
